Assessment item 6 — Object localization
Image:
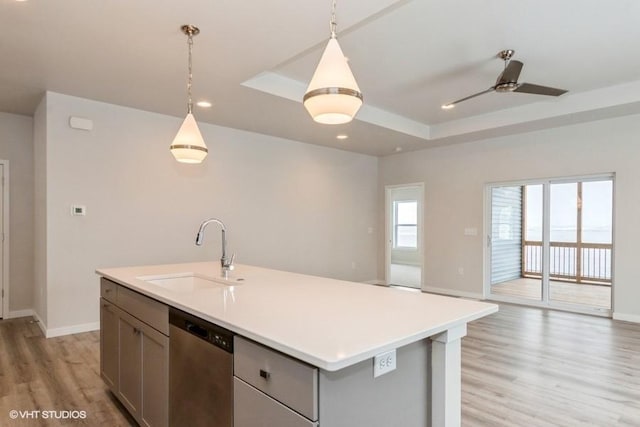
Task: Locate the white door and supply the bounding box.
[385,184,424,289]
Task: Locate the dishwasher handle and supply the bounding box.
[186,322,209,339]
[169,307,234,352]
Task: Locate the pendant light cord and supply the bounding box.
[330,0,337,38]
[187,31,194,114]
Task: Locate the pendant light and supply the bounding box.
[170,25,208,164]
[303,0,363,125]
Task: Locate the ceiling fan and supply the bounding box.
[441,49,568,109]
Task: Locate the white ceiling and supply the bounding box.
[2,0,640,156]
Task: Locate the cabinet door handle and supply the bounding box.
[259,369,271,380]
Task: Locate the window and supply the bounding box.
[394,200,417,248]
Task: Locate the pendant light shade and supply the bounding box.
[303,1,363,125]
[170,113,208,164]
[304,38,362,124]
[170,25,208,164]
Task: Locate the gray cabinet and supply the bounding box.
[99,278,169,427]
[140,321,169,427]
[99,299,118,390]
[234,336,318,427]
[234,378,315,427]
[234,336,430,427]
[117,310,143,417]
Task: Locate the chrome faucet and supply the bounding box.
[195,218,235,276]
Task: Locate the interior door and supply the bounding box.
[385,184,424,289]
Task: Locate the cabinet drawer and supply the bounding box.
[234,378,317,427]
[100,278,117,303]
[234,337,317,421]
[117,285,169,335]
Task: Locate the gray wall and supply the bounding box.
[0,112,34,314]
[33,97,47,324]
[380,113,640,321]
[35,92,379,334]
[8,90,640,329]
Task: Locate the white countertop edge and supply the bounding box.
[98,269,498,371]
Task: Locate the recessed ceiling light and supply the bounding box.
[196,101,212,108]
[395,146,403,152]
[441,103,455,110]
[336,134,349,140]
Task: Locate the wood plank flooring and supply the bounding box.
[491,278,611,309]
[0,317,135,426]
[1,305,639,426]
[462,304,640,426]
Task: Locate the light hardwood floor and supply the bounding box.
[462,304,640,426]
[1,306,639,426]
[491,278,611,309]
[0,317,135,426]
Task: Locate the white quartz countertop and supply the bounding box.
[96,262,498,371]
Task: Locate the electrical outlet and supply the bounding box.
[373,349,396,378]
[458,267,464,275]
[464,227,478,236]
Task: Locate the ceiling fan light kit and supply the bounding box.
[303,0,363,125]
[442,49,568,109]
[170,24,209,164]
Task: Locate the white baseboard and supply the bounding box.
[422,286,484,300]
[32,310,47,337]
[19,310,99,338]
[6,308,34,319]
[3,309,53,337]
[45,321,100,338]
[613,312,640,324]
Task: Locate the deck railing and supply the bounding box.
[523,241,612,284]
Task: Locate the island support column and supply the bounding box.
[431,323,467,427]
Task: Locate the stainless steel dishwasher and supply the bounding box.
[169,307,234,427]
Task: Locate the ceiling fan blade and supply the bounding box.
[514,83,568,96]
[442,88,494,108]
[497,60,523,85]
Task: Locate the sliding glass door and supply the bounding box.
[487,176,613,315]
[548,180,613,309]
[489,185,542,302]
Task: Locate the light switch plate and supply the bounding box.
[373,349,396,378]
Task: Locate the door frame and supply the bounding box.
[483,173,614,317]
[0,161,9,318]
[385,182,424,289]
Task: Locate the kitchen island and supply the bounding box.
[97,262,497,427]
